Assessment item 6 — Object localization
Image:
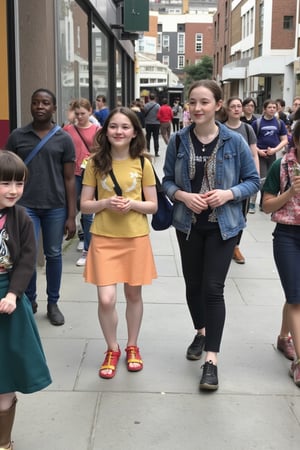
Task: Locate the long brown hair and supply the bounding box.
[92,107,147,176]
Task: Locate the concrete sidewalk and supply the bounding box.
[15,143,300,449]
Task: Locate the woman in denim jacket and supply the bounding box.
[162,80,260,391]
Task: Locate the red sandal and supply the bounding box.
[99,347,121,379]
[125,346,143,372]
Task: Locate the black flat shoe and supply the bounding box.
[47,303,65,326]
[199,360,218,391]
[186,333,205,360]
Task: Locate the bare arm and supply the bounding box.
[263,175,300,213]
[250,143,260,174]
[81,184,158,215]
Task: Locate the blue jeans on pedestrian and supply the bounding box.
[273,223,300,304]
[76,174,93,251]
[26,207,66,305]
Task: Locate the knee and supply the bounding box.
[125,291,142,304]
[98,295,116,310]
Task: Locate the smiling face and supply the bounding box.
[188,86,222,126]
[31,91,56,124]
[106,113,137,152]
[0,180,25,209]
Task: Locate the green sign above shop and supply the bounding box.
[124,0,149,32]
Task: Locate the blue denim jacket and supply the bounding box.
[162,122,260,239]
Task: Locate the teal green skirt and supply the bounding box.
[0,274,52,394]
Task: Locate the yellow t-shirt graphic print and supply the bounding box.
[83,157,156,238]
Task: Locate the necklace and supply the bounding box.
[193,128,219,153]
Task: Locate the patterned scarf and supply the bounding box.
[188,132,220,223]
[272,147,300,225]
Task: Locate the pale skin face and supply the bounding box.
[0,178,25,315]
[74,106,92,128]
[188,86,222,129]
[226,100,243,121]
[263,102,277,119]
[106,113,137,156]
[242,101,255,119]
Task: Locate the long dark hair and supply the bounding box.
[92,107,147,176]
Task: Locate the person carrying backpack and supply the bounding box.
[250,99,288,213]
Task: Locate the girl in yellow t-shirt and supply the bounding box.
[81,107,157,379]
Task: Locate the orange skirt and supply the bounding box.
[84,234,157,286]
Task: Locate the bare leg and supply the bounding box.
[287,304,300,359]
[97,285,119,377]
[279,302,290,337]
[205,351,217,365]
[124,283,143,347]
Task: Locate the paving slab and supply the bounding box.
[13,141,300,449]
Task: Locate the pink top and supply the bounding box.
[64,123,100,175]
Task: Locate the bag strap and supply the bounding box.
[140,155,162,193]
[244,123,251,144]
[73,126,90,152]
[24,125,61,165]
[144,103,156,117]
[109,169,122,196]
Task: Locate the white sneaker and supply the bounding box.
[76,251,87,266]
[248,203,256,214]
[77,240,84,251]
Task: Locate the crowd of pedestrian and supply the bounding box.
[2,83,300,448]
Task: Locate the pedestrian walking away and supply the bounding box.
[162,80,260,391]
[262,120,300,387]
[5,88,77,326]
[81,107,157,379]
[157,98,173,145]
[144,93,161,156]
[0,151,52,450]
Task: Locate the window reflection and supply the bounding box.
[91,23,109,103]
[57,0,89,121]
[116,47,122,106]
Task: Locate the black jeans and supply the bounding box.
[172,118,180,132]
[176,227,238,352]
[145,124,160,155]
